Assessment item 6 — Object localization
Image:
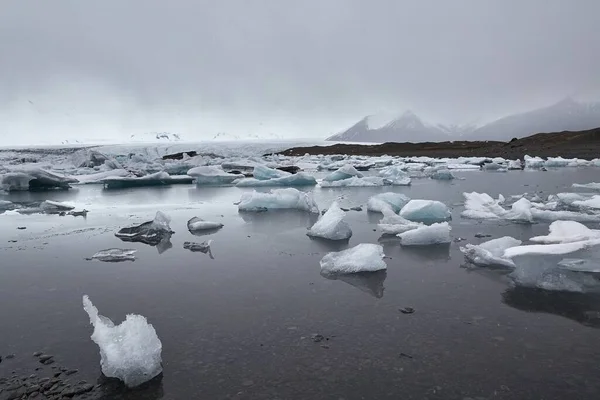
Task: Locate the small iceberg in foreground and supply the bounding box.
[367,192,410,213]
[320,243,387,274]
[399,199,451,222]
[91,249,137,262]
[377,206,423,234]
[183,240,214,258]
[115,211,174,246]
[238,188,319,213]
[187,217,224,232]
[235,172,317,187]
[397,222,451,246]
[187,166,242,185]
[83,295,163,388]
[378,166,411,186]
[460,236,522,268]
[307,201,352,240]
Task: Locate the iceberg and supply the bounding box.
[461,192,507,220]
[252,164,291,180]
[572,195,600,209]
[378,166,411,186]
[183,240,213,257]
[187,217,224,232]
[544,157,571,168]
[573,182,600,191]
[507,160,523,170]
[505,198,534,223]
[399,200,451,222]
[524,155,545,169]
[397,222,451,246]
[529,221,600,244]
[367,192,410,213]
[235,172,317,187]
[73,169,131,184]
[320,243,386,274]
[91,249,137,262]
[320,176,388,187]
[378,206,423,234]
[322,164,363,182]
[504,240,600,258]
[460,236,522,268]
[557,258,600,273]
[102,172,193,189]
[0,169,78,191]
[238,188,319,213]
[307,201,352,240]
[83,295,163,388]
[187,166,242,185]
[115,211,174,246]
[430,169,455,180]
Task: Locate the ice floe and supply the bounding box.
[235,172,317,187]
[187,166,242,185]
[187,217,224,232]
[367,192,410,213]
[0,169,78,191]
[83,295,162,387]
[399,200,451,222]
[377,206,423,234]
[307,201,352,240]
[397,222,451,246]
[320,243,386,274]
[460,236,522,268]
[320,176,388,187]
[91,249,137,262]
[238,188,319,213]
[102,172,193,189]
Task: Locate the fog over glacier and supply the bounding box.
[1,0,600,144]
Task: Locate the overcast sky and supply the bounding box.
[1,0,600,143]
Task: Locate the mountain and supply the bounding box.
[129,132,182,142]
[328,111,461,143]
[467,98,600,141]
[211,132,284,141]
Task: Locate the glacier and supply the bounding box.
[320,243,387,274]
[307,201,352,240]
[83,295,162,388]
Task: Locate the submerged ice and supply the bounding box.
[367,193,410,213]
[307,201,352,240]
[82,295,163,388]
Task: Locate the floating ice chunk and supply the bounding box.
[40,200,75,213]
[378,206,423,234]
[238,188,319,213]
[544,157,571,168]
[323,164,363,182]
[115,211,174,246]
[252,164,291,180]
[572,195,600,209]
[187,217,223,232]
[102,172,193,189]
[320,176,388,187]
[0,169,78,191]
[91,249,137,262]
[82,295,162,388]
[530,208,600,222]
[430,169,455,180]
[573,182,600,191]
[187,166,242,185]
[399,200,451,222]
[460,236,522,268]
[504,240,600,258]
[482,162,506,171]
[235,172,317,187]
[461,192,507,220]
[378,166,412,185]
[557,258,600,273]
[505,198,534,223]
[367,193,410,213]
[307,201,352,240]
[183,240,213,257]
[73,169,131,184]
[524,155,545,169]
[529,221,600,244]
[397,222,451,246]
[320,243,386,274]
[507,160,523,170]
[71,149,122,169]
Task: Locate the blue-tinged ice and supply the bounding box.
[378,206,423,234]
[238,188,319,213]
[252,164,291,180]
[430,169,455,180]
[367,193,410,213]
[187,166,242,185]
[322,164,363,182]
[399,199,451,222]
[307,201,352,240]
[320,243,386,274]
[235,172,317,187]
[102,171,193,189]
[83,295,162,387]
[320,176,388,187]
[378,166,412,186]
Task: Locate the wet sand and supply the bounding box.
[1,170,600,399]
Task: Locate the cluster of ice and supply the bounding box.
[236,172,317,187]
[320,244,386,274]
[377,206,423,234]
[460,237,522,268]
[524,155,545,169]
[377,166,411,185]
[367,193,410,213]
[115,211,174,246]
[40,200,75,213]
[307,201,352,240]
[320,176,389,187]
[187,166,242,186]
[399,200,451,222]
[0,168,78,191]
[187,217,224,232]
[573,182,600,191]
[102,172,193,189]
[238,188,319,213]
[83,296,163,387]
[397,222,451,246]
[323,164,363,182]
[91,249,137,262]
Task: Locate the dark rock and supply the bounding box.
[17,227,26,230]
[474,233,492,238]
[26,385,40,394]
[5,355,15,360]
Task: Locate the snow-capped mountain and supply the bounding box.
[129,132,182,142]
[328,110,463,143]
[466,98,600,141]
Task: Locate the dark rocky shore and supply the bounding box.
[277,127,600,159]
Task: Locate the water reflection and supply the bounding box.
[307,236,351,253]
[155,235,173,255]
[238,210,319,234]
[502,286,600,328]
[321,270,387,298]
[95,374,164,399]
[378,235,451,262]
